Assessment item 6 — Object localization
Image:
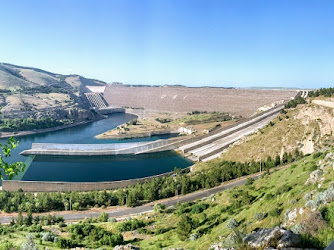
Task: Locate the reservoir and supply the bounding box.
[0,113,192,183]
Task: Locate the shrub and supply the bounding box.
[226,218,238,230]
[42,232,55,242]
[246,178,254,185]
[305,200,317,210]
[190,203,209,214]
[27,224,43,233]
[269,208,282,217]
[21,234,38,250]
[290,199,298,205]
[72,202,80,210]
[177,215,193,240]
[254,212,265,221]
[98,212,109,222]
[108,218,117,223]
[117,219,145,232]
[303,192,314,201]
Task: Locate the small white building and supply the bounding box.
[178,126,196,135]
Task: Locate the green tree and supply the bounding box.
[17,211,23,226]
[126,190,137,207]
[177,215,193,240]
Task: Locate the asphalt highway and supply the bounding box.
[0,169,275,224]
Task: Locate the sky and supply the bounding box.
[0,0,334,88]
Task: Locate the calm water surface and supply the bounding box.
[1,113,192,182]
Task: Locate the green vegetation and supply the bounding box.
[308,87,334,98]
[0,117,70,132]
[283,96,306,110]
[0,107,25,179]
[123,150,334,249]
[0,151,303,213]
[0,151,333,249]
[21,85,71,94]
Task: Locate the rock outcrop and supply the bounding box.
[243,227,301,249]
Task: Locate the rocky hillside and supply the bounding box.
[0,63,106,122]
[0,63,106,91]
[218,96,334,163]
[105,150,333,249]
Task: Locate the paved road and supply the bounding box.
[181,105,283,161]
[0,171,268,224]
[0,165,290,224]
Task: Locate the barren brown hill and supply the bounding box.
[104,85,298,117]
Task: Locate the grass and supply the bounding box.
[1,151,333,249]
[119,151,334,249]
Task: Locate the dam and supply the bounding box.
[2,101,286,192]
[20,103,285,160]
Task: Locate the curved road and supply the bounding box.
[0,165,289,224]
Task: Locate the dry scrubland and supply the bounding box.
[216,98,334,163]
[96,112,235,139]
[0,63,105,123]
[104,85,297,118]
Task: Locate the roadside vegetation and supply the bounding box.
[0,149,303,213]
[1,150,334,249]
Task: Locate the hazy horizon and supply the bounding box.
[1,0,334,89]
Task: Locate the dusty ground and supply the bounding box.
[218,97,334,163]
[104,85,297,118]
[1,93,74,114]
[96,112,235,139]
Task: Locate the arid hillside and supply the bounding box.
[104,85,297,117]
[0,63,105,91]
[0,63,106,121]
[218,97,334,163]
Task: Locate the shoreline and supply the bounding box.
[0,119,100,139]
[96,130,180,140]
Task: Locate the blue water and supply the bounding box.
[0,113,192,182]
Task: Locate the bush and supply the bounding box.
[303,192,314,201]
[117,219,145,232]
[42,232,55,242]
[98,212,109,222]
[177,215,193,240]
[72,202,80,210]
[254,212,265,221]
[226,218,238,230]
[290,199,298,205]
[27,224,43,233]
[246,178,254,185]
[21,234,38,250]
[305,200,317,210]
[190,203,209,214]
[108,218,117,223]
[269,208,282,217]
